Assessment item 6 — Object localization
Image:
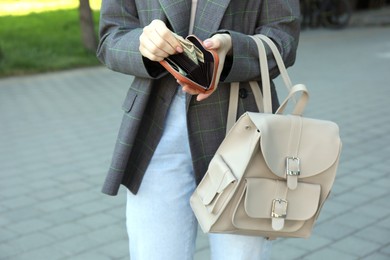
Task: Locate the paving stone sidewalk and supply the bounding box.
[1,26,390,260]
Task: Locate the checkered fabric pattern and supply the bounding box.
[97,0,301,195]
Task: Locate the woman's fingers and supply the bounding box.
[139,34,168,61]
[178,81,212,101]
[180,84,199,95]
[196,93,212,101]
[139,20,183,61]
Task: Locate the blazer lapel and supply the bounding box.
[159,0,191,36]
[192,0,231,39]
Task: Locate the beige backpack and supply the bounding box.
[190,35,342,239]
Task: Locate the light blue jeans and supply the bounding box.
[126,88,272,260]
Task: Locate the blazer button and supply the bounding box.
[239,88,248,98]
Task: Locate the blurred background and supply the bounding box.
[0,0,101,77]
[0,0,389,78]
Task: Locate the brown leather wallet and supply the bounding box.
[159,35,219,93]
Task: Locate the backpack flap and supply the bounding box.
[247,112,342,189]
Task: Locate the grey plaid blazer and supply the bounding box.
[97,0,300,195]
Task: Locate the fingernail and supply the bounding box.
[203,40,212,48]
[176,46,183,53]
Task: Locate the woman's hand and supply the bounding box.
[180,33,232,101]
[139,20,183,61]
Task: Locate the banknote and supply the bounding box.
[173,34,204,64]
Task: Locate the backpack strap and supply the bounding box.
[226,35,309,134]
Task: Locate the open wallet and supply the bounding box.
[159,35,219,93]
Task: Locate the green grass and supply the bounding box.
[0,8,101,77]
[0,0,101,16]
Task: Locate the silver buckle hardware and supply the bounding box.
[271,199,288,218]
[286,157,300,176]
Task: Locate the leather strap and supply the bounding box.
[226,82,240,133]
[226,81,264,134]
[226,35,309,134]
[249,81,264,112]
[276,84,309,115]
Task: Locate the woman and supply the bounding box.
[97,0,300,259]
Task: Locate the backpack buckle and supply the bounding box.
[286,157,300,176]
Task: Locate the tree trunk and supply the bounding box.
[79,0,98,52]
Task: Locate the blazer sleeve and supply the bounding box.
[221,0,301,83]
[96,0,166,78]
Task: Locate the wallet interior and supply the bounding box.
[165,37,215,90]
